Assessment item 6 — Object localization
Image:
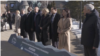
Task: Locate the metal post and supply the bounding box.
[79,1,82,29]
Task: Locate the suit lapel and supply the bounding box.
[36,13,39,19]
[53,14,57,23]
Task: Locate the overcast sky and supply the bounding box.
[65,0,68,2]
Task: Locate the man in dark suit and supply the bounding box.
[25,7,35,41]
[33,7,41,42]
[20,9,28,39]
[12,12,15,24]
[81,4,100,56]
[49,7,60,48]
[7,11,12,30]
[2,12,8,31]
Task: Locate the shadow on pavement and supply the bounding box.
[71,32,84,54]
[1,41,32,56]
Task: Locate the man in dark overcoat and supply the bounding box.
[49,7,60,48]
[81,4,100,56]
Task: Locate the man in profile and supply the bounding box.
[81,4,100,56]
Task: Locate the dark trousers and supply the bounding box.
[23,33,28,38]
[8,22,12,29]
[84,46,97,56]
[51,32,58,48]
[1,24,3,31]
[21,30,28,38]
[28,32,35,41]
[41,30,51,46]
[52,39,58,48]
[36,31,41,42]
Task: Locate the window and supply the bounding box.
[10,3,14,8]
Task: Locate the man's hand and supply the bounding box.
[93,47,96,49]
[60,30,63,33]
[58,31,63,34]
[40,27,42,30]
[31,28,33,31]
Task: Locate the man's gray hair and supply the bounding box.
[84,4,95,11]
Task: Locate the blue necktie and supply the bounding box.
[34,13,37,21]
[52,14,55,23]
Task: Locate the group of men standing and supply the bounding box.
[1,3,100,56]
[20,4,100,56]
[20,6,60,48]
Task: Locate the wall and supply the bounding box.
[1,1,7,14]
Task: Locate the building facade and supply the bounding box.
[0,0,6,13]
[8,0,65,11]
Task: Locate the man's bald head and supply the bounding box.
[34,6,39,13]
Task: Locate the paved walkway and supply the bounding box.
[1,28,32,56]
[1,26,84,56]
[70,32,84,56]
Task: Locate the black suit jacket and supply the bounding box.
[25,11,35,32]
[49,13,60,41]
[20,14,27,30]
[25,11,41,33]
[81,9,100,48]
[33,12,41,33]
[7,13,12,23]
[20,14,27,36]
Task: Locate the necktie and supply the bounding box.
[52,14,55,23]
[34,13,37,27]
[34,14,37,21]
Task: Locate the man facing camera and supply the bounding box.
[81,4,100,56]
[33,7,41,42]
[49,7,60,48]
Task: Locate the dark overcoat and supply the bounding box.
[81,9,100,48]
[49,13,60,41]
[20,14,27,36]
[40,14,51,45]
[25,11,35,33]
